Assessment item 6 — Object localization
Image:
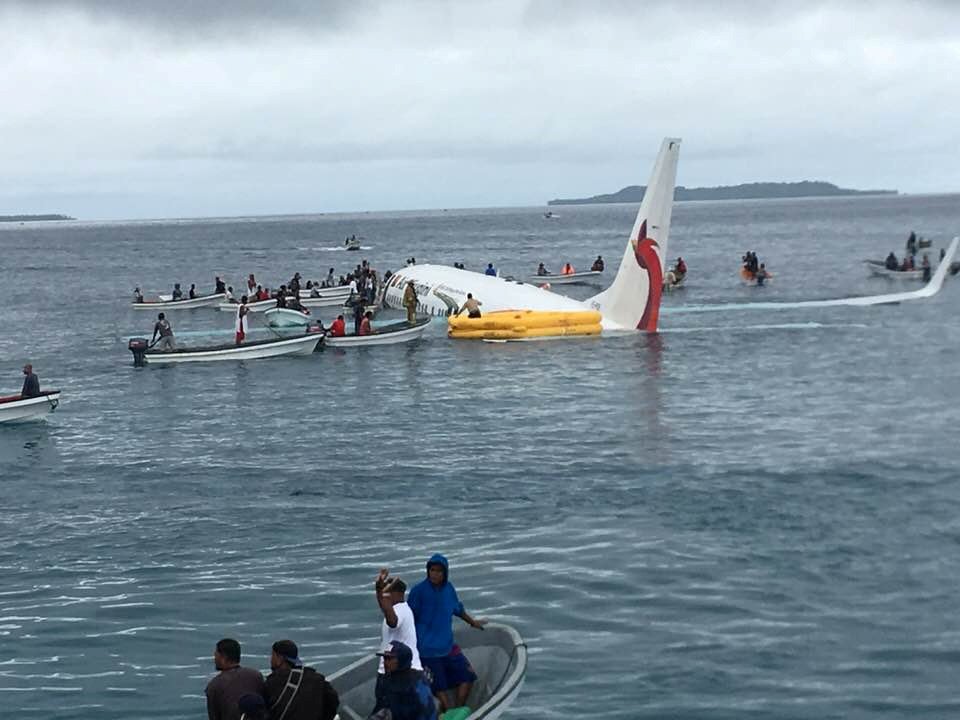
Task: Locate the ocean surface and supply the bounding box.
[2,194,960,719]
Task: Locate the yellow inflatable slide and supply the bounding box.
[448,310,602,340]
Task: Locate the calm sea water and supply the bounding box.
[2,194,960,719]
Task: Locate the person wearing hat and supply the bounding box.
[371,641,436,720]
[264,639,339,720]
[407,554,487,713]
[402,280,418,325]
[205,638,265,720]
[375,571,422,676]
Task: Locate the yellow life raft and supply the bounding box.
[447,310,602,339]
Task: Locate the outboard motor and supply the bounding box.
[128,338,149,367]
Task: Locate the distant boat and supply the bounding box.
[863,260,925,281]
[328,623,526,720]
[528,270,603,285]
[345,236,361,251]
[0,390,61,423]
[543,211,556,219]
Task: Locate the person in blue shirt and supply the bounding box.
[407,554,486,713]
[371,641,436,720]
[484,263,497,276]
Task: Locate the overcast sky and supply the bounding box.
[2,1,958,219]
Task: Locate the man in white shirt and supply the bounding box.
[375,570,422,675]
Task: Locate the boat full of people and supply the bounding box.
[127,332,322,365]
[323,318,432,348]
[133,292,226,310]
[0,389,61,423]
[328,623,527,720]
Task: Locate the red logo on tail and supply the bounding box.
[633,220,662,332]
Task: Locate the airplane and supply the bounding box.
[380,137,682,332]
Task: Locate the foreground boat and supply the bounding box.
[0,390,61,423]
[133,293,225,310]
[324,318,431,347]
[264,307,311,328]
[128,333,321,365]
[528,270,603,285]
[328,623,526,720]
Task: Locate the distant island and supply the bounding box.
[0,214,75,222]
[548,181,898,205]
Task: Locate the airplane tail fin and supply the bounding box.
[588,138,681,331]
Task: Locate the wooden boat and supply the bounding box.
[0,390,61,423]
[264,307,311,328]
[324,318,431,347]
[863,259,925,281]
[328,623,526,720]
[130,333,321,365]
[527,270,603,285]
[132,293,225,310]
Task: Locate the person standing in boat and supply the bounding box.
[371,641,436,720]
[455,293,482,319]
[922,253,932,282]
[263,640,339,720]
[172,283,184,301]
[205,638,265,720]
[324,268,335,287]
[215,276,226,294]
[247,274,257,297]
[403,281,418,325]
[235,297,249,345]
[907,231,918,257]
[151,312,176,351]
[275,286,288,309]
[359,311,375,335]
[407,554,486,714]
[134,287,144,304]
[21,364,40,398]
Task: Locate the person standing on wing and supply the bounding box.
[407,554,486,714]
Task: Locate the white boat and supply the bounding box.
[301,294,352,309]
[0,390,61,423]
[328,623,526,720]
[217,298,277,313]
[527,270,603,285]
[864,260,925,280]
[301,286,352,299]
[131,333,322,364]
[133,293,225,310]
[345,237,362,251]
[264,307,311,328]
[324,318,431,348]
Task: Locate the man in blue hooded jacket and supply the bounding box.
[406,554,486,713]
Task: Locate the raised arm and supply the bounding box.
[375,569,399,628]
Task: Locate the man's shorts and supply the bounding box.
[422,645,477,693]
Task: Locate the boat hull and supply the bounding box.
[301,295,350,308]
[142,334,321,364]
[528,270,603,285]
[324,319,430,347]
[217,298,276,313]
[864,261,925,280]
[328,623,526,720]
[264,308,311,328]
[0,391,61,423]
[133,293,225,310]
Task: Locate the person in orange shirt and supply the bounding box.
[561,263,575,275]
[329,315,346,337]
[359,311,374,335]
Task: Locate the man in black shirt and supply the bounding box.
[21,364,40,397]
[206,638,265,720]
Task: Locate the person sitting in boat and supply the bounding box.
[329,314,346,337]
[189,283,197,299]
[264,640,339,720]
[225,286,236,303]
[171,283,183,301]
[536,262,550,276]
[371,641,436,720]
[483,263,496,277]
[922,253,932,282]
[324,268,335,287]
[455,293,482,319]
[256,285,269,302]
[675,257,687,278]
[591,256,604,272]
[215,276,226,294]
[290,273,302,296]
[408,554,487,715]
[359,311,375,335]
[151,312,175,351]
[235,298,249,345]
[275,286,288,309]
[133,287,144,304]
[21,363,40,398]
[885,251,898,270]
[561,262,575,275]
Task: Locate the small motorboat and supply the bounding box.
[132,293,225,310]
[217,298,280,313]
[323,318,431,348]
[264,307,311,328]
[543,210,556,219]
[328,623,526,720]
[0,390,61,423]
[345,236,362,251]
[527,270,603,285]
[128,333,322,365]
[863,260,925,281]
